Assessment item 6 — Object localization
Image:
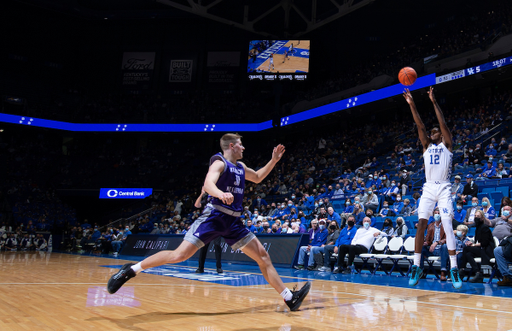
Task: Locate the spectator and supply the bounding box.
[495,161,509,178]
[392,217,408,239]
[378,201,391,217]
[294,219,328,270]
[494,236,512,286]
[399,169,411,196]
[481,197,496,220]
[5,234,18,251]
[390,194,404,216]
[333,217,387,274]
[111,230,124,256]
[444,224,471,269]
[401,198,413,217]
[364,209,376,227]
[19,233,33,251]
[420,210,448,281]
[381,218,395,236]
[502,144,512,162]
[410,192,421,215]
[340,199,354,227]
[383,180,399,203]
[362,188,379,212]
[485,205,512,241]
[453,201,467,229]
[498,197,512,217]
[312,221,340,270]
[461,174,478,203]
[327,206,342,227]
[34,234,48,251]
[478,160,496,179]
[451,176,464,203]
[246,219,257,233]
[460,210,495,283]
[463,196,482,228]
[352,204,365,226]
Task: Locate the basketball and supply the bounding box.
[398,67,417,86]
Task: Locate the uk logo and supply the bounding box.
[443,208,448,214]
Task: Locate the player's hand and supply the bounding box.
[427,86,436,102]
[272,144,286,163]
[403,88,414,105]
[219,192,234,205]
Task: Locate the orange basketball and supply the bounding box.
[398,67,417,86]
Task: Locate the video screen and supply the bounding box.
[247,40,309,81]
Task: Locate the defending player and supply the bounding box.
[403,87,462,289]
[268,54,274,71]
[107,134,311,311]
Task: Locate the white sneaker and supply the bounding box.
[113,252,118,257]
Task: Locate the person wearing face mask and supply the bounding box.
[400,169,411,196]
[459,210,495,283]
[383,180,399,203]
[484,143,497,161]
[452,201,467,229]
[463,197,482,228]
[111,229,124,257]
[294,219,328,270]
[333,217,388,274]
[419,209,449,280]
[340,199,354,228]
[352,203,365,226]
[444,224,470,271]
[450,176,464,203]
[362,188,379,212]
[311,221,340,270]
[272,204,287,220]
[318,216,358,272]
[477,160,496,180]
[378,201,391,217]
[251,195,268,211]
[461,174,478,203]
[481,197,496,220]
[485,205,512,241]
[381,218,395,236]
[392,217,409,239]
[391,194,404,216]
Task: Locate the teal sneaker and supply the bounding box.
[450,268,462,289]
[408,265,423,287]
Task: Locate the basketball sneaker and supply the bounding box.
[450,268,462,289]
[107,263,136,294]
[285,282,311,311]
[408,265,423,287]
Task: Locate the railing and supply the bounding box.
[100,206,156,230]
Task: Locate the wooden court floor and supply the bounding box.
[1,252,512,331]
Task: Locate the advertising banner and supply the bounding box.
[99,188,153,199]
[121,52,155,89]
[206,52,240,88]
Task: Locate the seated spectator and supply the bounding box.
[399,169,411,196]
[451,176,464,203]
[364,209,376,227]
[420,209,448,281]
[392,217,408,238]
[5,234,18,251]
[383,180,399,203]
[340,199,354,227]
[381,218,395,236]
[362,188,379,212]
[312,221,340,270]
[444,224,471,269]
[502,144,512,162]
[477,160,496,179]
[453,201,467,229]
[294,219,328,270]
[352,204,365,227]
[485,205,512,241]
[378,201,391,217]
[34,234,48,251]
[327,206,342,227]
[481,197,496,220]
[410,192,421,215]
[494,236,512,286]
[19,233,33,251]
[461,174,478,203]
[319,216,358,272]
[495,161,509,178]
[111,230,124,256]
[463,197,482,228]
[246,219,257,233]
[460,211,495,283]
[401,198,413,216]
[484,143,497,160]
[261,221,271,234]
[333,217,388,274]
[390,194,404,216]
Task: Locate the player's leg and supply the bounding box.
[241,238,311,311]
[438,185,463,288]
[196,241,210,273]
[409,192,436,286]
[213,237,223,272]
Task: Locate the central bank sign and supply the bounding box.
[99,188,153,199]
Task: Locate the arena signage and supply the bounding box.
[121,234,309,267]
[99,188,153,199]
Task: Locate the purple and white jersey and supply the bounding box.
[209,153,245,213]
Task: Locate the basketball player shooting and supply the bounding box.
[107,133,311,311]
[403,87,462,289]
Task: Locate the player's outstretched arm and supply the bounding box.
[243,144,286,184]
[428,86,453,151]
[194,187,206,208]
[403,88,429,151]
[204,160,234,205]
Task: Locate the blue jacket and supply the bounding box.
[309,228,328,247]
[343,205,354,214]
[328,212,342,227]
[392,201,404,215]
[453,209,466,224]
[334,226,357,246]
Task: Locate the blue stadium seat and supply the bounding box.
[496,186,509,198]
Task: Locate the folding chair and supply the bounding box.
[358,236,388,274]
[384,237,406,276]
[403,237,416,276]
[488,237,502,283]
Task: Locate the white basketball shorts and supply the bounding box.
[418,181,453,220]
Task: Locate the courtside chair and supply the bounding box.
[403,237,416,276]
[383,237,406,276]
[357,236,388,274]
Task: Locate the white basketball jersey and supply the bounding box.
[423,142,452,182]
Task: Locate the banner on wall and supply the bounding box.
[121,52,155,88]
[169,60,193,82]
[207,52,240,87]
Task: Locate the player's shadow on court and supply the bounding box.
[87,301,332,330]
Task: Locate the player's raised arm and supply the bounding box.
[243,144,285,183]
[403,88,430,151]
[428,86,452,151]
[203,160,234,205]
